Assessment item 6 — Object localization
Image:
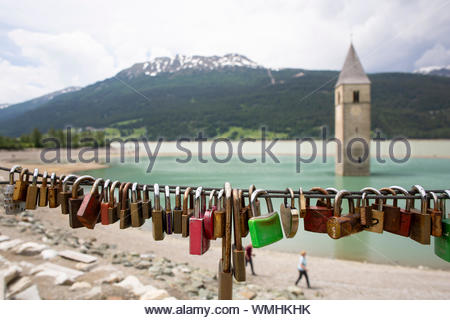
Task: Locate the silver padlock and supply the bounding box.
[4,165,25,214]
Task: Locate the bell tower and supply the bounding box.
[335,44,371,176]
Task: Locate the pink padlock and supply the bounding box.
[204,189,217,240]
[189,187,210,255]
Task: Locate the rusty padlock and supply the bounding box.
[119,182,132,229]
[142,184,152,220]
[48,173,60,208]
[4,165,24,214]
[203,189,217,240]
[298,187,307,218]
[218,182,233,300]
[189,186,210,255]
[182,187,194,238]
[232,188,246,281]
[361,187,384,233]
[152,183,165,240]
[25,168,40,210]
[12,168,30,201]
[100,179,111,225]
[213,189,226,238]
[379,187,401,233]
[130,182,144,228]
[409,185,431,245]
[428,191,442,237]
[390,186,414,237]
[327,190,361,239]
[107,180,121,224]
[303,187,334,233]
[69,175,93,228]
[61,175,79,215]
[173,186,183,234]
[38,171,49,207]
[77,178,104,229]
[164,185,173,234]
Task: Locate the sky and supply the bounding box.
[0,0,449,103]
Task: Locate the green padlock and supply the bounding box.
[248,189,283,248]
[434,190,450,262]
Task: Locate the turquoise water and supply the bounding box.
[79,155,450,270]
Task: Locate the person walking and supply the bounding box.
[245,244,256,276]
[295,251,311,288]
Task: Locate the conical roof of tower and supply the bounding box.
[336,44,370,87]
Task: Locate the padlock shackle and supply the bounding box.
[143,184,150,203]
[109,180,121,207]
[442,190,450,219]
[361,187,383,211]
[174,186,181,209]
[380,187,397,206]
[183,187,193,214]
[410,185,427,213]
[131,182,140,202]
[19,168,30,182]
[283,187,295,208]
[307,187,331,208]
[165,185,171,211]
[91,178,105,196]
[121,182,132,210]
[325,187,338,194]
[31,168,39,185]
[217,189,224,211]
[428,192,439,211]
[251,189,273,217]
[72,175,94,198]
[154,183,161,211]
[333,190,351,217]
[9,165,22,184]
[194,186,205,218]
[50,172,57,188]
[63,174,79,192]
[41,171,48,188]
[102,179,111,203]
[209,189,217,209]
[390,186,411,211]
[232,189,243,248]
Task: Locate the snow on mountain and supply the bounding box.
[119,53,263,79]
[414,65,450,77]
[0,103,10,110]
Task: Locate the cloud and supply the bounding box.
[414,43,450,68]
[0,0,449,103]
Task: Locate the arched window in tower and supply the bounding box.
[353,90,359,103]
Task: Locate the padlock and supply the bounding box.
[77,178,104,229]
[142,184,152,220]
[409,185,431,245]
[379,187,401,233]
[48,173,60,208]
[69,176,93,228]
[213,189,226,238]
[189,187,210,255]
[12,168,30,201]
[100,179,111,225]
[25,168,40,210]
[298,187,307,218]
[303,187,334,233]
[203,189,216,240]
[130,182,144,228]
[434,190,450,262]
[38,171,49,207]
[390,186,413,237]
[218,182,233,300]
[56,174,66,206]
[232,188,246,281]
[173,186,183,234]
[427,192,442,237]
[164,186,173,234]
[182,187,194,238]
[152,183,165,240]
[327,190,361,239]
[248,189,283,248]
[119,182,132,229]
[4,165,24,214]
[238,189,250,237]
[107,180,121,224]
[280,187,300,238]
[60,175,79,215]
[360,187,384,233]
[248,184,259,217]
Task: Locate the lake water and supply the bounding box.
[79,140,450,270]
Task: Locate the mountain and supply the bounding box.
[414,65,450,78]
[1,54,450,139]
[0,103,9,110]
[0,86,81,121]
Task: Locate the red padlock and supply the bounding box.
[100,179,111,225]
[77,178,104,229]
[189,186,210,255]
[204,189,217,240]
[390,186,413,237]
[303,187,334,233]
